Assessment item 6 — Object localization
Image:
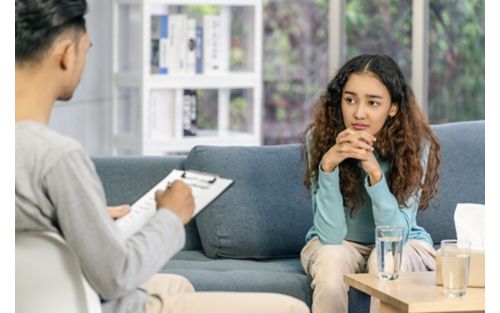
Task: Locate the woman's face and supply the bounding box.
[340,72,398,136]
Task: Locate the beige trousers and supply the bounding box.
[300,237,436,313]
[141,273,310,313]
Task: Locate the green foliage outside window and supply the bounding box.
[345,0,412,79]
[263,0,329,144]
[262,0,484,145]
[428,0,484,123]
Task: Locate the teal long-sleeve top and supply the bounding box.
[304,132,433,246]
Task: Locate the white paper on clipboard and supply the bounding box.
[115,169,233,238]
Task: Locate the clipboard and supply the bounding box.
[115,169,233,238]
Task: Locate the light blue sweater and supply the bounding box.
[304,132,433,246]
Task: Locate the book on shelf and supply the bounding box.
[148,90,175,140]
[176,14,188,73]
[150,12,230,75]
[150,38,160,74]
[150,16,160,74]
[195,25,203,73]
[167,14,180,73]
[203,15,221,73]
[186,18,196,75]
[218,8,230,72]
[188,90,198,134]
[151,14,169,75]
[182,89,198,136]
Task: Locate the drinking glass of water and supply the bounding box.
[375,226,403,280]
[440,239,471,298]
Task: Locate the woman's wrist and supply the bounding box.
[320,157,337,173]
[368,170,383,186]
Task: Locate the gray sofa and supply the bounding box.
[93,120,484,313]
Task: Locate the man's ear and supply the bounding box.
[55,39,76,71]
[389,102,399,117]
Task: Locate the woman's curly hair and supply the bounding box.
[303,54,440,215]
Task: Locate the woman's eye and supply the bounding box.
[369,101,379,106]
[344,98,354,104]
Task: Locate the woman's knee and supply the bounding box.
[309,245,357,292]
[314,244,362,274]
[318,244,351,262]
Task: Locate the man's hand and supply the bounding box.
[155,180,195,225]
[107,204,131,219]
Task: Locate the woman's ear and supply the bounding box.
[389,103,399,117]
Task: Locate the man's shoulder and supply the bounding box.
[16,121,83,153]
[16,121,86,170]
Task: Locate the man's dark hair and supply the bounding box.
[16,0,88,64]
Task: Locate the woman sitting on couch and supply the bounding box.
[300,54,440,313]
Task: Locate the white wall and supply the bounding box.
[49,0,112,156]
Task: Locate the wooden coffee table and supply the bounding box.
[344,272,484,313]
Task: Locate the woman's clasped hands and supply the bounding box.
[321,128,382,185]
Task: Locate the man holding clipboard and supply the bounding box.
[15,1,309,313]
[115,170,234,239]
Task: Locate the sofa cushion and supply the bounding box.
[162,250,370,310]
[417,120,485,244]
[186,144,313,259]
[162,250,312,306]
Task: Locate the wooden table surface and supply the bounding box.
[344,272,484,313]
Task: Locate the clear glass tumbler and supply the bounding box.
[440,239,471,298]
[375,226,403,280]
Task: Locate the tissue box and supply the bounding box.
[435,249,485,287]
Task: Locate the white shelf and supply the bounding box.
[112,0,263,155]
[146,135,260,154]
[115,0,258,6]
[114,72,257,89]
[113,132,259,154]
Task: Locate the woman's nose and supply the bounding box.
[353,103,367,119]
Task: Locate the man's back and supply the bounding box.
[15,120,186,313]
[16,120,89,232]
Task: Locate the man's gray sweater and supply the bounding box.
[16,121,185,313]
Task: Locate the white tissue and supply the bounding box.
[454,203,485,251]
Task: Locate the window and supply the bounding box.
[262,0,329,144]
[428,0,485,123]
[345,0,412,79]
[261,0,484,147]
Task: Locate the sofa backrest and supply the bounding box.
[92,156,202,250]
[417,120,485,244]
[186,144,313,259]
[185,120,484,256]
[93,120,484,255]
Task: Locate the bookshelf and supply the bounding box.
[111,0,263,155]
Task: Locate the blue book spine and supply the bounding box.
[159,15,169,75]
[195,26,203,74]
